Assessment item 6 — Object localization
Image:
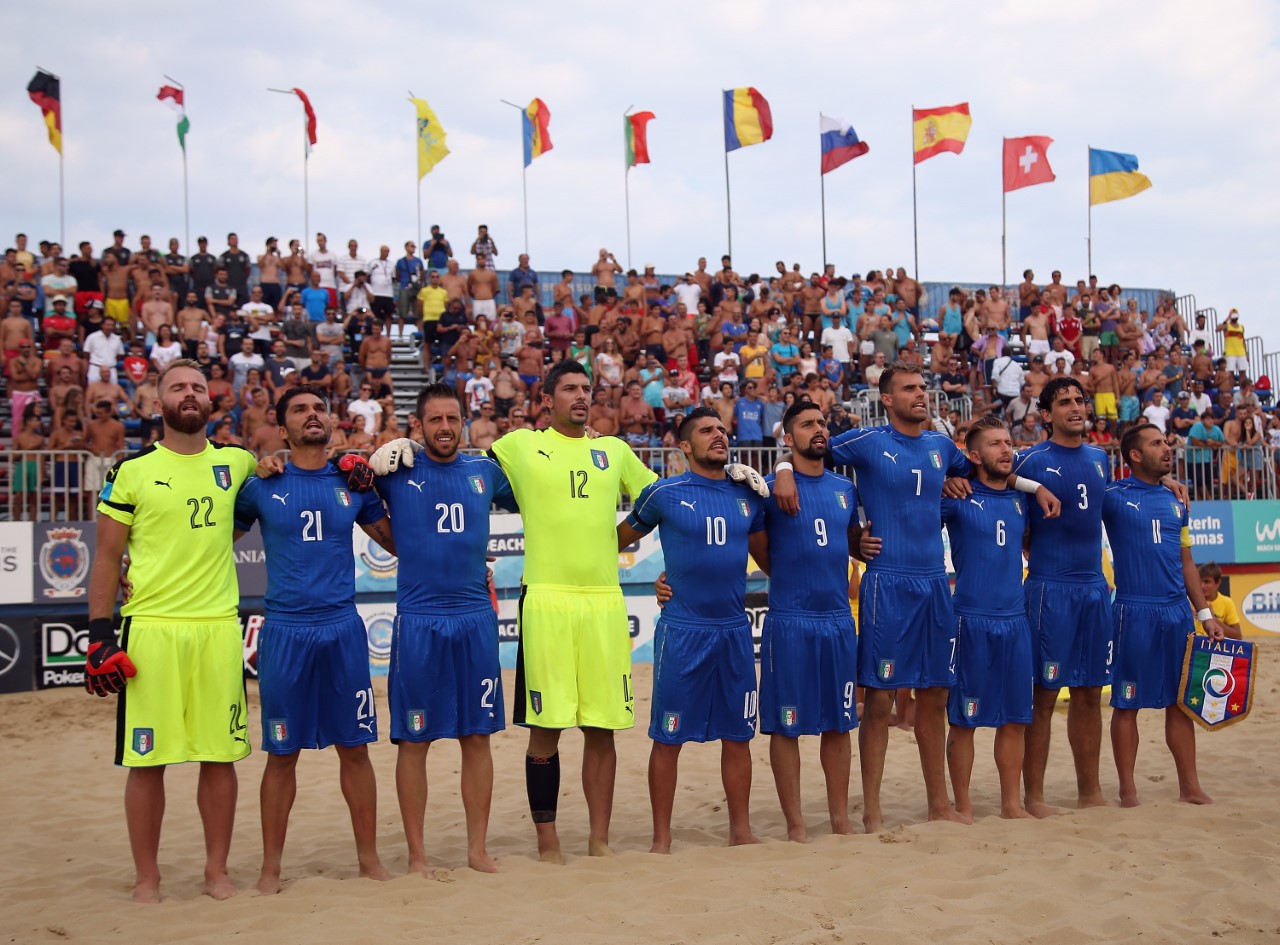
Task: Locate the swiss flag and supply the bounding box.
[1003,136,1055,193]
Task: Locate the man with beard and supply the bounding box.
[773,366,1058,831]
[371,384,518,875]
[86,359,258,903]
[232,386,397,895]
[1104,423,1228,806]
[616,408,766,852]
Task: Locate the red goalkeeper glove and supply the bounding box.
[338,454,375,493]
[84,619,136,697]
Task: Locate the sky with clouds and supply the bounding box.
[3,0,1277,352]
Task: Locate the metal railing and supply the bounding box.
[0,450,132,522]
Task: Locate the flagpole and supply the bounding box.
[164,75,189,250]
[623,104,634,271]
[410,90,422,253]
[723,91,733,259]
[910,104,919,282]
[38,66,64,247]
[267,88,309,242]
[499,99,529,255]
[1086,145,1093,278]
[1001,138,1007,287]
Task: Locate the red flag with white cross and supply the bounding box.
[1003,136,1055,192]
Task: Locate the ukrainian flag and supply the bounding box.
[1089,148,1152,206]
[523,98,552,167]
[723,87,772,152]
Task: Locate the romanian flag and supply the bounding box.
[625,110,655,169]
[723,87,772,152]
[912,103,971,165]
[819,114,869,174]
[523,98,552,167]
[292,87,318,156]
[410,97,450,179]
[28,69,62,155]
[1089,148,1152,206]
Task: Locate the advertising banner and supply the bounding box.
[33,522,91,601]
[0,522,34,604]
[0,618,33,694]
[1227,571,1280,637]
[1232,500,1280,565]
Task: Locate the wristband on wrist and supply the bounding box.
[1013,476,1042,494]
[88,618,116,645]
[774,462,794,473]
[1196,608,1212,623]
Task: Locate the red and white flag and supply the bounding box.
[1003,136,1055,193]
[292,87,317,155]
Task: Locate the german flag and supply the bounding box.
[27,69,62,155]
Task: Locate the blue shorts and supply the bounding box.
[258,613,377,754]
[1024,577,1114,688]
[947,612,1034,728]
[1110,598,1194,710]
[389,609,504,742]
[650,615,758,745]
[760,610,858,736]
[857,570,956,689]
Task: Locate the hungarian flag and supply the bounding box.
[27,69,62,155]
[625,110,655,169]
[292,87,318,155]
[912,102,971,165]
[1003,136,1055,192]
[157,85,190,152]
[1178,635,1257,730]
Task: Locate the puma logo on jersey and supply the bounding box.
[153,478,171,488]
[358,721,374,733]
[271,493,289,505]
[969,498,985,510]
[407,480,425,492]
[1126,501,1141,510]
[537,450,553,460]
[882,451,898,464]
[1045,466,1062,476]
[679,500,697,511]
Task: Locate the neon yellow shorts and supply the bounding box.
[104,297,131,325]
[1094,392,1118,421]
[514,585,634,730]
[115,618,250,767]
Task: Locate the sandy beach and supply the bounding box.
[4,661,1278,945]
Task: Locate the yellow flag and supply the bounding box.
[411,97,449,179]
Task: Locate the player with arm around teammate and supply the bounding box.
[752,400,862,840]
[86,359,257,903]
[616,407,766,852]
[1104,423,1227,807]
[374,384,519,875]
[232,385,397,894]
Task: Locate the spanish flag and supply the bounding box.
[912,103,971,165]
[410,97,450,179]
[723,87,772,152]
[27,69,62,155]
[523,98,552,167]
[1089,148,1152,206]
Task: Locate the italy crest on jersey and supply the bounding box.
[334,488,352,507]
[469,475,486,495]
[1094,461,1105,479]
[836,493,849,509]
[737,498,751,517]
[1178,636,1256,730]
[406,710,425,735]
[1043,662,1061,683]
[132,728,154,755]
[963,698,979,719]
[663,711,681,734]
[269,719,288,744]
[929,450,942,469]
[212,465,232,490]
[780,706,798,728]
[591,448,609,470]
[879,659,894,681]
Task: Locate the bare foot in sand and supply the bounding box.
[830,820,858,836]
[203,871,236,901]
[1025,801,1065,818]
[468,851,499,873]
[538,849,565,865]
[407,858,435,879]
[587,839,614,857]
[863,814,884,834]
[132,881,161,904]
[360,860,393,882]
[1119,791,1141,808]
[649,839,671,855]
[729,831,762,847]
[254,872,281,896]
[1077,792,1113,809]
[1000,805,1036,820]
[786,825,811,843]
[929,805,972,825]
[1179,788,1213,805]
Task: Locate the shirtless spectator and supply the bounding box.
[138,284,174,344]
[1116,308,1144,360]
[440,258,470,311]
[357,319,392,389]
[622,270,646,310]
[99,255,133,335]
[468,254,499,323]
[1018,269,1040,322]
[587,386,619,435]
[11,409,46,519]
[252,237,283,310]
[8,339,43,422]
[249,406,289,457]
[894,267,923,320]
[492,362,525,417]
[241,387,273,442]
[84,398,126,495]
[1024,355,1050,399]
[619,380,656,447]
[2,298,34,371]
[467,402,499,450]
[592,249,622,298]
[981,286,1011,337]
[1042,270,1068,316]
[1086,348,1120,424]
[799,275,826,340]
[47,361,82,414]
[172,290,206,358]
[1020,302,1051,358]
[515,338,546,404]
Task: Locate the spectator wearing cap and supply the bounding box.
[1170,391,1198,435]
[43,296,77,344]
[102,229,131,267]
[188,236,218,301]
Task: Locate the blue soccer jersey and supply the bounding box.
[376,452,518,613]
[942,483,1028,616]
[235,463,385,620]
[627,472,765,622]
[1013,441,1111,581]
[762,470,858,613]
[829,425,970,576]
[1102,477,1190,604]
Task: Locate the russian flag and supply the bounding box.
[820,114,869,175]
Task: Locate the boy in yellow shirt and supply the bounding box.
[1198,562,1243,639]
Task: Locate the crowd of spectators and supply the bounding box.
[2,227,1276,518]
